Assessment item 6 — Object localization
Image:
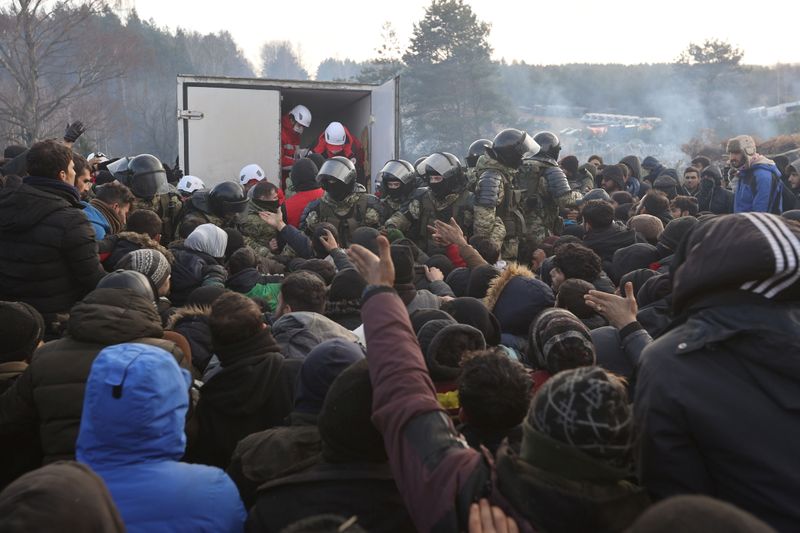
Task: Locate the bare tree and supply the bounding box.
[0,0,126,145]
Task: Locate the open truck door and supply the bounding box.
[178,80,281,188]
[178,75,399,191]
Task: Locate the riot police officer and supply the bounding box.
[299,156,382,247]
[474,129,538,259]
[173,180,249,238]
[386,152,498,254]
[121,154,182,245]
[378,159,427,219]
[516,131,582,242]
[465,138,492,190]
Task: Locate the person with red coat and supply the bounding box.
[281,105,312,188]
[312,122,365,182]
[284,158,323,228]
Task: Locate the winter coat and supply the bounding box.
[271,312,359,359]
[227,413,321,509]
[285,188,324,228]
[733,157,782,213]
[247,462,415,533]
[0,361,40,490]
[189,329,299,469]
[280,114,302,172]
[583,222,637,275]
[362,287,648,532]
[0,289,185,464]
[76,343,246,533]
[636,293,800,532]
[167,305,215,373]
[591,323,652,391]
[99,231,175,271]
[696,166,734,214]
[0,179,105,325]
[225,268,282,312]
[169,244,227,306]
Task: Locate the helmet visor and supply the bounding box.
[317,158,354,184]
[422,153,456,178]
[380,161,413,184]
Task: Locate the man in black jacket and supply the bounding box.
[635,213,800,532]
[0,140,105,338]
[696,164,734,214]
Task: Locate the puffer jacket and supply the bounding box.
[271,312,359,359]
[0,289,184,463]
[76,343,246,533]
[0,179,105,325]
[169,245,226,306]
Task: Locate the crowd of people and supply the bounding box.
[0,120,798,533]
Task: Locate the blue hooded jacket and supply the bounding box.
[734,158,781,213]
[81,200,111,240]
[77,343,245,533]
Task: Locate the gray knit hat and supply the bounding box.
[116,249,171,291]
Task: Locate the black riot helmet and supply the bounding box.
[317,156,357,202]
[533,131,562,161]
[488,129,539,169]
[466,139,492,168]
[127,154,169,199]
[422,152,465,199]
[97,269,155,303]
[208,181,249,218]
[379,159,416,199]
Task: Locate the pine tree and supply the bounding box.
[402,0,511,156]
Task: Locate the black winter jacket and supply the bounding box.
[0,180,105,324]
[636,293,800,532]
[0,289,183,464]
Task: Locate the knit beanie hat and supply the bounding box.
[441,297,502,346]
[642,156,661,171]
[116,249,171,292]
[612,243,659,285]
[294,338,365,415]
[578,188,612,205]
[445,267,470,297]
[0,301,45,363]
[579,162,597,179]
[290,158,319,192]
[223,228,245,261]
[390,245,415,284]
[350,227,380,255]
[319,359,386,463]
[422,323,485,383]
[658,216,698,254]
[416,317,457,356]
[528,366,633,468]
[599,165,625,190]
[409,308,453,334]
[426,254,454,278]
[626,495,777,533]
[527,308,595,374]
[653,175,678,195]
[186,285,228,307]
[328,268,367,302]
[466,264,500,299]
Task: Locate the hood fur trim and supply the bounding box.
[483,262,535,312]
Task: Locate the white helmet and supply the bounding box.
[239,163,266,186]
[289,105,312,127]
[86,152,109,164]
[177,175,205,194]
[324,122,347,146]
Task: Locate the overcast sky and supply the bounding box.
[129,0,800,74]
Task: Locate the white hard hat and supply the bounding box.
[239,163,266,186]
[324,122,347,146]
[289,105,312,127]
[86,152,109,164]
[177,175,205,194]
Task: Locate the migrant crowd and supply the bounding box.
[0,119,798,533]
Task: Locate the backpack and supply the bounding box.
[768,172,796,214]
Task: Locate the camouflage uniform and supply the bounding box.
[380,187,428,235]
[132,190,183,245]
[171,191,228,240]
[517,155,582,243]
[386,187,490,254]
[238,200,280,258]
[300,183,382,247]
[473,154,525,259]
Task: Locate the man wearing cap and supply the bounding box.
[727,135,783,214]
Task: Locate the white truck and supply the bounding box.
[176,75,399,191]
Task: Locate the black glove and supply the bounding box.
[63,121,86,143]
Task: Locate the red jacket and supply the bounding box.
[281,114,302,172]
[311,125,365,180]
[285,188,324,228]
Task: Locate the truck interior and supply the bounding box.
[281,88,374,186]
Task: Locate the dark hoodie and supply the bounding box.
[696,164,734,214]
[0,461,125,532]
[190,328,300,468]
[620,155,650,199]
[636,213,800,532]
[0,179,105,327]
[583,221,637,276]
